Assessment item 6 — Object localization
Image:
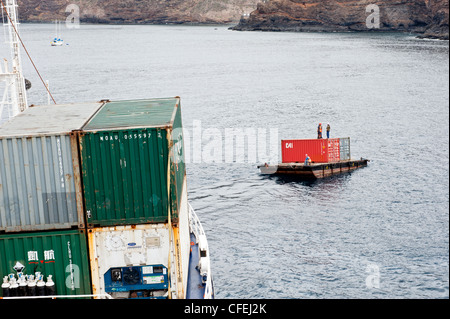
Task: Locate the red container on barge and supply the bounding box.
[281,138,341,163]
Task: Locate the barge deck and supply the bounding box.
[258,158,369,180]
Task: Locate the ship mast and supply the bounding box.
[0,0,28,125]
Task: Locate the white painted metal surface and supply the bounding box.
[189,202,214,299]
[88,224,176,298]
[0,102,103,137]
[0,0,28,126]
[174,177,191,298]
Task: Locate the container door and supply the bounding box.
[87,225,173,299]
[79,128,170,227]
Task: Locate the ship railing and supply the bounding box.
[188,202,214,299]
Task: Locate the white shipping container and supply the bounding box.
[175,177,191,298]
[88,223,189,299]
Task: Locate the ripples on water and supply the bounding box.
[2,25,448,298]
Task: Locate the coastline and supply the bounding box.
[229,0,449,41]
[230,22,449,41]
[19,18,448,41]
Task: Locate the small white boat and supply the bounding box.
[51,38,64,46]
[51,20,64,46]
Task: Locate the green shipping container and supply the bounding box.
[79,97,186,227]
[0,229,92,297]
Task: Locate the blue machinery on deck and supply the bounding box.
[104,265,169,299]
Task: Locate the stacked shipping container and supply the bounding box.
[0,230,92,297]
[281,138,351,164]
[0,97,190,299]
[0,102,103,298]
[79,98,186,227]
[0,103,103,233]
[80,97,190,299]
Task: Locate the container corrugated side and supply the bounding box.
[0,102,104,233]
[80,128,171,227]
[0,134,84,233]
[0,229,92,297]
[169,104,186,220]
[79,98,186,228]
[282,138,342,163]
[281,139,327,163]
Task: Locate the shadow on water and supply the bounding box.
[261,172,354,188]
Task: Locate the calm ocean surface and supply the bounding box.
[2,24,448,299]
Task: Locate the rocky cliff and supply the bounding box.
[17,0,260,24]
[422,0,449,39]
[232,0,449,40]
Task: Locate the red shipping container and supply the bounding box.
[281,138,341,163]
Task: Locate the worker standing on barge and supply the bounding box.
[317,123,323,139]
[326,123,331,139]
[305,154,312,165]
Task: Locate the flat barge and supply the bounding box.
[258,158,369,180]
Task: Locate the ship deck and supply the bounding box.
[186,233,206,299]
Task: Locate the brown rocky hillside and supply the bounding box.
[17,0,261,24]
[232,0,449,40]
